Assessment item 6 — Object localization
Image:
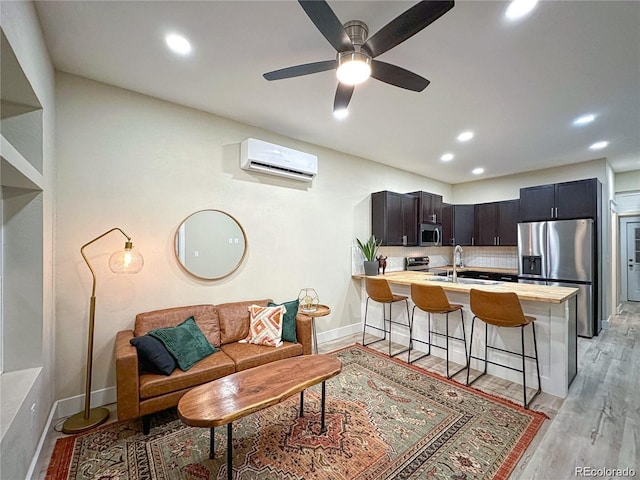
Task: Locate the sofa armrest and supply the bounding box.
[295,313,313,355]
[115,329,140,421]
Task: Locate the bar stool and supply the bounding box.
[408,284,468,379]
[466,289,541,409]
[362,277,411,357]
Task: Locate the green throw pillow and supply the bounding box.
[269,299,298,343]
[149,317,217,371]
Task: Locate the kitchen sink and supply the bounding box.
[425,276,502,285]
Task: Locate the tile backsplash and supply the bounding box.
[351,244,517,275]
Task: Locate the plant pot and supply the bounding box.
[364,261,379,276]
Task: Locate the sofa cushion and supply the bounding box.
[220,341,304,372]
[134,305,221,347]
[269,299,299,343]
[149,317,217,371]
[241,304,285,347]
[218,299,271,345]
[139,350,236,399]
[129,334,177,375]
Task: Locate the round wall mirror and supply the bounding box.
[175,209,247,280]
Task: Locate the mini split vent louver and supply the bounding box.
[240,138,318,182]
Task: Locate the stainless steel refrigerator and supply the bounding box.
[518,219,598,337]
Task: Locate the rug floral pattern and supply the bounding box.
[47,345,544,479]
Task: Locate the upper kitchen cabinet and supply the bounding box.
[442,204,474,246]
[409,191,443,224]
[474,199,519,246]
[372,191,418,246]
[520,178,600,222]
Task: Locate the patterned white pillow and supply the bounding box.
[240,304,286,347]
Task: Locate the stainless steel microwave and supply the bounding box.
[419,223,442,246]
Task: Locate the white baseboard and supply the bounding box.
[316,322,362,346]
[26,399,59,480]
[55,386,117,419]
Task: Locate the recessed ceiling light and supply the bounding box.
[472,167,485,175]
[333,108,349,120]
[440,153,454,162]
[573,114,596,126]
[457,131,474,142]
[589,141,609,150]
[505,0,538,21]
[165,33,192,56]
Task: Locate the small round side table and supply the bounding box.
[300,304,331,354]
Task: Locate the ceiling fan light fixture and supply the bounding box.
[505,0,538,21]
[336,51,371,85]
[333,108,349,120]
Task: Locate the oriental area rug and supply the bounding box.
[46,344,545,480]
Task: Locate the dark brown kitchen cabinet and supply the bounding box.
[520,178,599,222]
[409,191,443,224]
[441,203,474,246]
[372,191,418,246]
[474,199,519,246]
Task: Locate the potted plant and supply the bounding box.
[356,236,381,276]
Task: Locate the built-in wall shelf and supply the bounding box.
[0,24,45,375]
[1,135,43,191]
[1,29,43,175]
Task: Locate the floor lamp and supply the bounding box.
[62,227,144,434]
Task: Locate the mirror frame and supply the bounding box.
[174,209,248,280]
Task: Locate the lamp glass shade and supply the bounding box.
[298,288,319,313]
[109,242,144,273]
[336,52,371,85]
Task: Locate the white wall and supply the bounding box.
[0,1,56,479]
[615,170,640,193]
[452,158,609,203]
[54,73,453,403]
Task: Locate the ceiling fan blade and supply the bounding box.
[298,0,354,52]
[263,60,337,81]
[363,1,454,58]
[371,60,430,92]
[333,83,355,112]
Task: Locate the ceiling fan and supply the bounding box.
[263,0,455,115]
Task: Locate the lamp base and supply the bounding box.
[62,407,110,434]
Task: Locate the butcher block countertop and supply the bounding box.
[352,271,578,304]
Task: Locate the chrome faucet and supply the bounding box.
[452,245,464,283]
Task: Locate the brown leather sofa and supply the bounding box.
[115,299,312,432]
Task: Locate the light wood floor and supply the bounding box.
[33,302,640,479]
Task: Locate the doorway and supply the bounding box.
[620,216,640,302]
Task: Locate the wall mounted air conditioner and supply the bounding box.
[240,138,318,182]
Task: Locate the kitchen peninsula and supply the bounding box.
[353,271,579,398]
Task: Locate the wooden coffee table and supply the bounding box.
[177,354,342,480]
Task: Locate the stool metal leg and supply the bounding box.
[445,312,450,378]
[408,305,431,364]
[461,310,468,371]
[483,322,489,374]
[521,325,527,407]
[523,322,542,409]
[466,316,475,386]
[363,297,387,347]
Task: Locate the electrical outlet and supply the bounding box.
[30,403,37,431]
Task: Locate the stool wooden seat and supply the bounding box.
[362,277,411,357]
[408,284,468,379]
[466,289,541,409]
